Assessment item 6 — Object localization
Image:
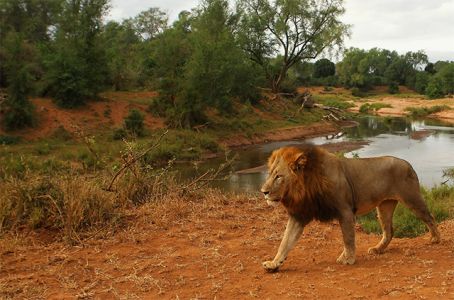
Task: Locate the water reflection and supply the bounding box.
[180,116,454,192]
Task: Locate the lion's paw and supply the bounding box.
[430,235,441,244]
[262,260,280,273]
[336,253,355,265]
[367,247,384,255]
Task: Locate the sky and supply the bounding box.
[108,0,454,62]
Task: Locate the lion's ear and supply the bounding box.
[291,152,307,172]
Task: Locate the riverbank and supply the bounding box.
[349,96,454,124]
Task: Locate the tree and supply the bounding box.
[425,76,444,99]
[102,20,143,90]
[237,0,349,92]
[437,63,454,95]
[45,0,110,108]
[313,58,335,78]
[151,1,260,128]
[132,7,168,40]
[0,0,62,88]
[2,32,35,130]
[414,71,430,94]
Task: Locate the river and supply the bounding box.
[179,116,454,192]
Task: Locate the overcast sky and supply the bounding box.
[108,0,454,62]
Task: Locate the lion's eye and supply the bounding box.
[275,175,282,180]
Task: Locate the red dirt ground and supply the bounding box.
[0,92,164,140]
[1,196,453,299]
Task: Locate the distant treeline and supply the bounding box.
[0,0,453,130]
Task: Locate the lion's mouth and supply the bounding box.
[265,195,280,206]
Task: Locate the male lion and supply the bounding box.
[261,145,440,272]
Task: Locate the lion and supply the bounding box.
[261,145,440,272]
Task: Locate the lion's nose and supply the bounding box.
[261,190,269,196]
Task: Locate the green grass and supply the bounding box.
[405,105,450,118]
[358,185,454,238]
[359,102,392,114]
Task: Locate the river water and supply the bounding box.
[180,116,454,192]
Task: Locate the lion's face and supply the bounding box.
[261,147,306,207]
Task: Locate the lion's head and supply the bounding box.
[260,147,307,207]
[261,146,337,222]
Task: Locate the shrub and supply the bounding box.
[124,109,145,136]
[359,103,392,114]
[0,135,21,145]
[0,175,119,242]
[426,76,444,99]
[351,87,365,97]
[112,128,127,140]
[388,82,399,94]
[405,105,450,118]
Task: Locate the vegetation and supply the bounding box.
[124,109,145,137]
[237,0,349,93]
[405,105,450,118]
[359,103,392,114]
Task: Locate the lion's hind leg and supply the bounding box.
[368,200,398,255]
[401,194,441,243]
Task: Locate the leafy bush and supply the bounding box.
[388,82,399,94]
[426,76,444,99]
[112,128,127,140]
[124,109,145,136]
[405,105,450,118]
[0,135,21,145]
[322,99,354,109]
[351,87,365,97]
[359,103,392,114]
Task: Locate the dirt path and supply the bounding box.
[2,196,453,299]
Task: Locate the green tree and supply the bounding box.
[414,71,430,94]
[124,109,145,136]
[102,20,143,90]
[45,0,110,108]
[313,58,335,78]
[426,76,444,99]
[0,0,62,89]
[437,63,454,95]
[2,32,35,130]
[237,0,350,92]
[131,7,168,40]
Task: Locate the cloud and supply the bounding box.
[342,0,454,56]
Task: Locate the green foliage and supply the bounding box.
[2,32,35,130]
[358,185,454,238]
[112,128,127,140]
[320,99,354,109]
[405,105,450,118]
[425,76,445,99]
[414,71,430,94]
[124,109,145,136]
[237,0,349,92]
[314,58,336,78]
[45,0,110,107]
[359,103,392,114]
[437,63,454,95]
[0,135,21,145]
[351,87,365,97]
[387,81,399,94]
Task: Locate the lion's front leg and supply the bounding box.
[263,216,304,272]
[336,212,356,265]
